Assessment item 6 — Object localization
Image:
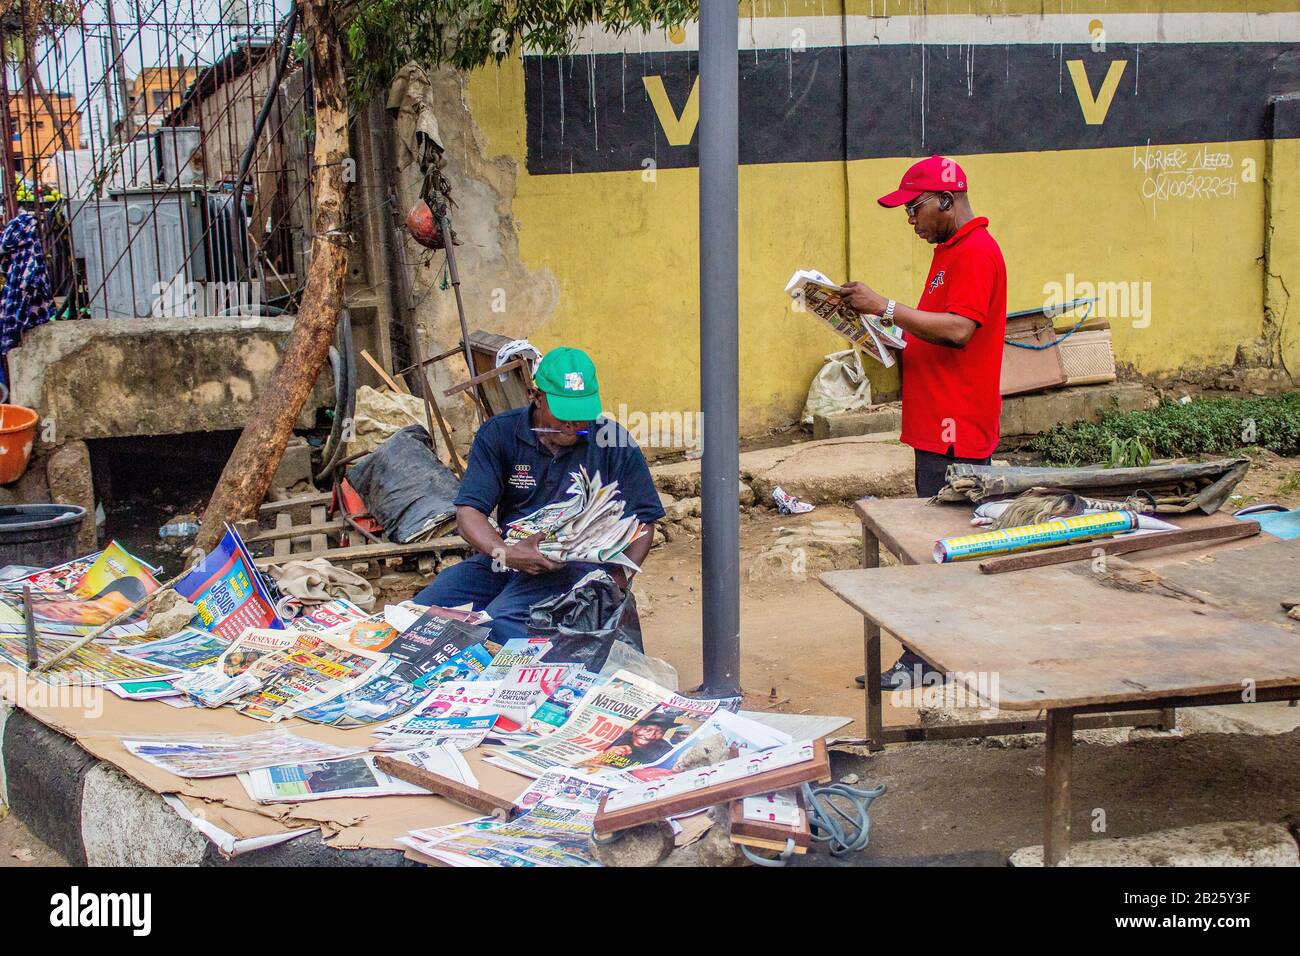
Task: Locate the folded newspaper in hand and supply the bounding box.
[785,268,906,368]
[506,467,647,571]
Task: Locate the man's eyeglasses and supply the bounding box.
[905,193,940,217]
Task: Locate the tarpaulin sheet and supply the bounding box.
[935,458,1250,514]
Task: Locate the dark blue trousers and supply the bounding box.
[414,553,602,644]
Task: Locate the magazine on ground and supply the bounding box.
[785,268,907,368]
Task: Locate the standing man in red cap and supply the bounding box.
[841,156,1007,690]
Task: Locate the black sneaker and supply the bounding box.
[855,651,946,690]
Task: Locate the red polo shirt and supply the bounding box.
[899,217,1006,459]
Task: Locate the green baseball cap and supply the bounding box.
[533,347,603,421]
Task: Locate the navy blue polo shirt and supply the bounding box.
[454,405,666,528]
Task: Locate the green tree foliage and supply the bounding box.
[344,0,696,102]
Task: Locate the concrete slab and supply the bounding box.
[1180,701,1300,737]
[10,316,333,443]
[81,763,208,866]
[652,432,911,504]
[1000,382,1155,437]
[1010,821,1299,867]
[812,405,902,440]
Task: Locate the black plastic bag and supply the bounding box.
[532,570,643,671]
[348,425,460,543]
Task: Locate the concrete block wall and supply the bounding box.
[0,707,412,867]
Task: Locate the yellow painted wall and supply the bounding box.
[457,1,1298,439]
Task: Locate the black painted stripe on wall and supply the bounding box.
[524,43,1300,174]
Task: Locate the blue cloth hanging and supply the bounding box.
[0,211,54,356]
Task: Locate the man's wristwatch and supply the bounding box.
[883,299,897,325]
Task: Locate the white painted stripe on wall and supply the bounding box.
[527,12,1300,55]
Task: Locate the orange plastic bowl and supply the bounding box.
[0,404,40,485]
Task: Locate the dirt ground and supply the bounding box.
[3,453,1298,867]
[634,503,908,734]
[0,811,66,867]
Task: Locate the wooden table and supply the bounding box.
[848,497,1248,751]
[822,537,1300,864]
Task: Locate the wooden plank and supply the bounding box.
[249,520,348,544]
[977,521,1260,574]
[373,755,516,819]
[875,709,1165,743]
[273,512,292,559]
[855,496,1245,567]
[1151,536,1300,627]
[1043,709,1074,866]
[729,795,811,850]
[259,492,333,515]
[310,505,328,554]
[253,534,468,569]
[820,561,1300,711]
[594,739,832,837]
[443,357,528,398]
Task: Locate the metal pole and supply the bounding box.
[230,0,299,285]
[699,1,740,696]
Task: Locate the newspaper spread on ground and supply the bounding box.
[579,691,735,775]
[0,541,160,642]
[505,467,647,570]
[379,607,494,685]
[105,677,181,700]
[0,634,179,686]
[233,629,387,722]
[293,643,490,729]
[121,731,366,778]
[601,740,819,813]
[173,526,283,639]
[372,679,503,751]
[385,741,479,788]
[492,662,579,733]
[119,628,231,671]
[238,754,428,803]
[0,550,104,594]
[480,637,552,680]
[294,611,492,728]
[523,668,598,735]
[173,626,301,707]
[289,599,371,633]
[488,670,666,777]
[594,708,791,787]
[403,800,599,868]
[785,268,907,368]
[513,770,616,812]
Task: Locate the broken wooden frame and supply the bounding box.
[248,490,470,578]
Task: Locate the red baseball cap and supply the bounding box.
[877,156,968,208]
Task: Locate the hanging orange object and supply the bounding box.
[405,200,444,250]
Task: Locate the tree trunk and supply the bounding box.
[195,0,351,556]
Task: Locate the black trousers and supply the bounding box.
[914,446,991,498]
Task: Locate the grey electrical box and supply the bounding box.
[70,187,209,317]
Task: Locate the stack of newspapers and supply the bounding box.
[506,467,647,571]
[785,268,907,367]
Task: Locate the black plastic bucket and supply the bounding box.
[0,504,87,570]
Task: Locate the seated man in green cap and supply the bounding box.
[415,347,665,643]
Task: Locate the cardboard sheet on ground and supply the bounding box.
[0,662,530,851]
